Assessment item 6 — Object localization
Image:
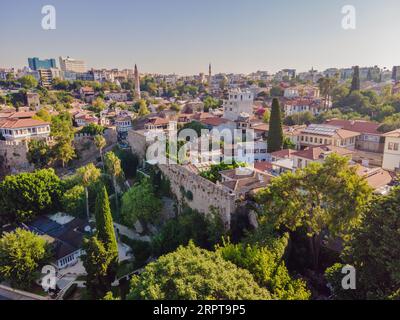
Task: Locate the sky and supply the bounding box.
[0,0,399,75]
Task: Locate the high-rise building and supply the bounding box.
[38,68,61,87]
[134,64,141,99]
[59,56,87,73]
[28,57,56,71]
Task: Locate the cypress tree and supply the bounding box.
[95,186,118,254]
[94,186,119,283]
[350,65,360,92]
[267,98,284,153]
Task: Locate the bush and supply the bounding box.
[120,235,152,268]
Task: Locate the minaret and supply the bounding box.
[134,64,141,99]
[208,63,212,92]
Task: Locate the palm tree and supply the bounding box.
[104,151,123,215]
[94,135,106,167]
[76,163,101,220]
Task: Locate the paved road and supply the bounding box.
[0,285,47,300]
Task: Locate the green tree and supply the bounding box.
[61,185,86,218]
[262,109,271,123]
[113,147,138,179]
[203,96,221,111]
[339,187,400,299]
[94,187,118,282]
[0,169,62,223]
[95,187,118,254]
[76,164,101,220]
[152,207,225,256]
[270,86,284,97]
[267,98,284,153]
[82,236,115,299]
[104,151,123,213]
[121,178,162,231]
[79,123,105,136]
[216,241,311,300]
[137,99,150,116]
[90,97,106,114]
[27,139,52,168]
[94,135,106,165]
[256,154,372,270]
[18,75,38,89]
[53,138,76,168]
[127,242,271,300]
[0,229,48,289]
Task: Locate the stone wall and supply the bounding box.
[127,130,148,163]
[74,128,118,161]
[0,140,33,174]
[158,164,236,229]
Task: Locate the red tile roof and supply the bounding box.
[0,118,49,129]
[325,119,381,135]
[293,145,353,161]
[201,117,229,127]
[270,149,296,159]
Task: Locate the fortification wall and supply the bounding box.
[0,140,33,173]
[158,164,236,229]
[127,130,148,162]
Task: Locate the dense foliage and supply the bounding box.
[0,169,63,223]
[127,242,271,300]
[0,229,48,288]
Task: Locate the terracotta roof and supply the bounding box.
[254,161,274,172]
[0,111,37,119]
[201,117,229,127]
[293,145,353,161]
[270,149,296,159]
[335,129,361,139]
[325,119,381,135]
[221,174,272,193]
[355,165,393,190]
[383,129,400,138]
[251,123,269,132]
[192,112,214,121]
[220,168,254,180]
[0,118,49,129]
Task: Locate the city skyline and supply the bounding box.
[1,0,400,74]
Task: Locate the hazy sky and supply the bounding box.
[0,0,399,75]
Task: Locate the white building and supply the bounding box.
[284,88,300,98]
[115,116,132,133]
[382,129,400,172]
[59,56,87,73]
[223,89,254,121]
[0,118,50,141]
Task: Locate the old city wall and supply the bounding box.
[74,128,118,160]
[0,140,33,173]
[158,164,236,229]
[127,130,148,162]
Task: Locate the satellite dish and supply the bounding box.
[84,226,91,233]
